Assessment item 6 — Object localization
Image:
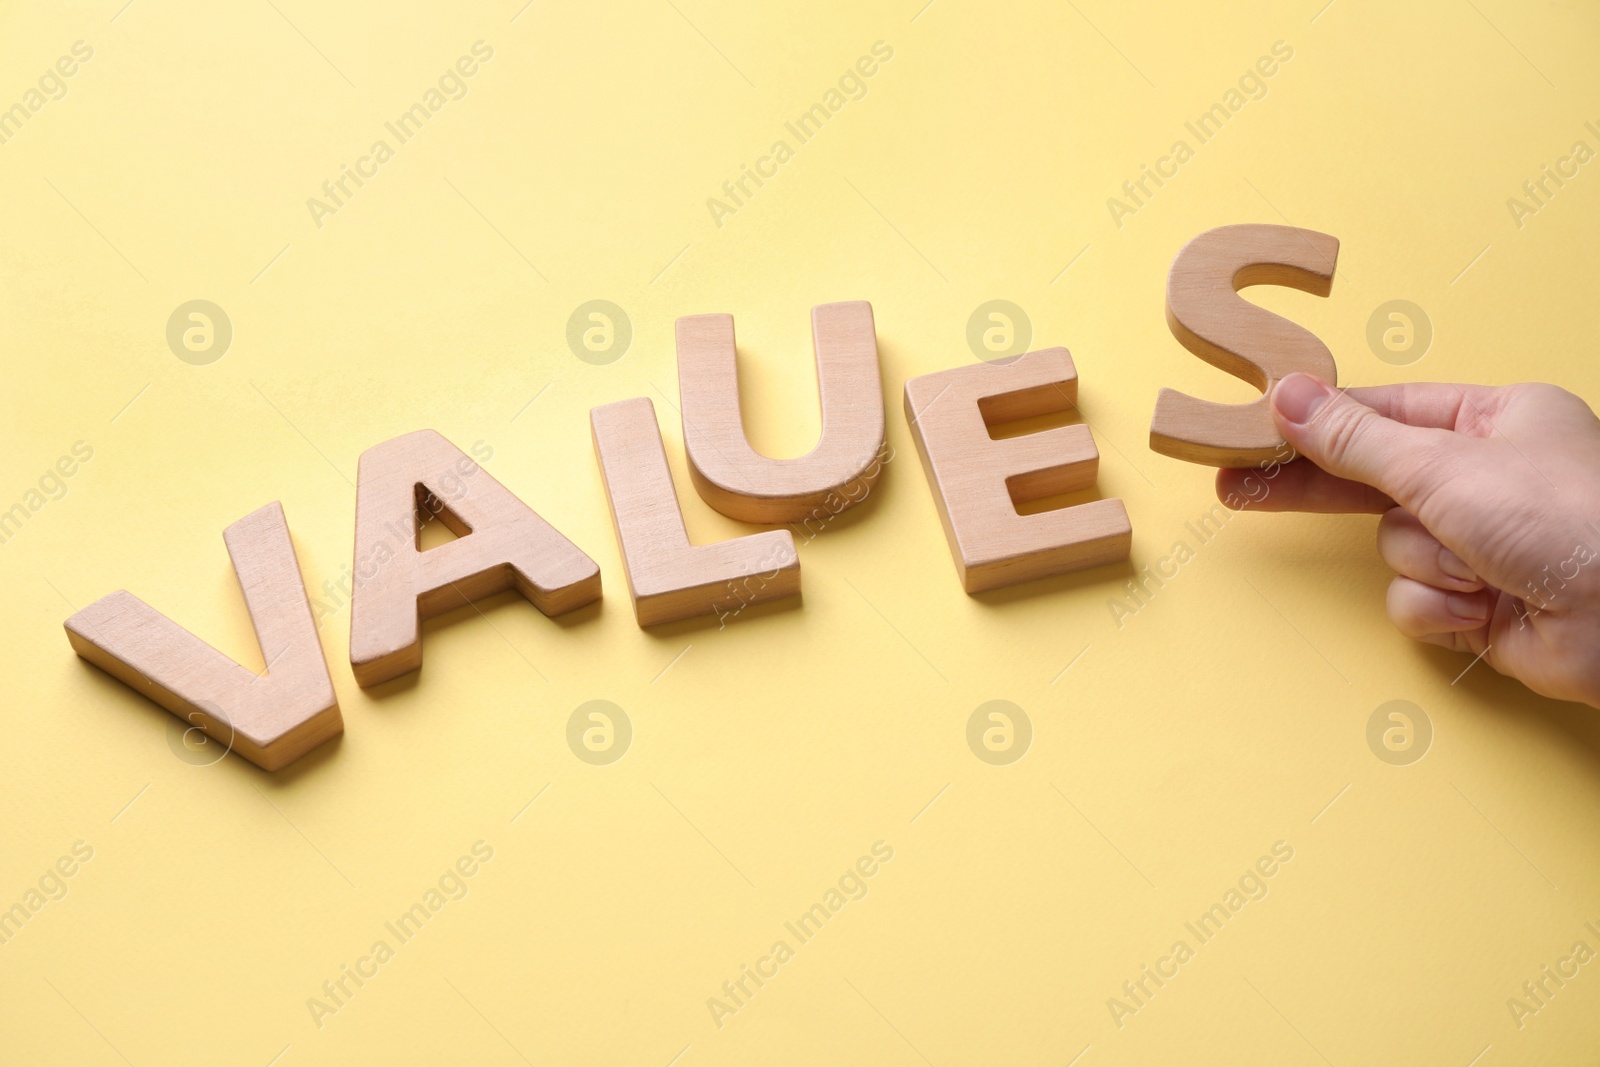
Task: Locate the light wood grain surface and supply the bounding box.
[676,301,886,523]
[591,397,799,625]
[63,502,342,771]
[905,348,1132,593]
[1150,222,1340,467]
[349,429,601,686]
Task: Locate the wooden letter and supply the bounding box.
[676,301,885,523]
[591,397,799,626]
[63,502,342,771]
[350,429,600,686]
[904,348,1131,594]
[1150,222,1340,466]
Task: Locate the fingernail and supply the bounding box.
[1438,548,1478,584]
[1447,593,1488,621]
[1272,373,1332,426]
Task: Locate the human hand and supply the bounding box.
[1216,373,1600,707]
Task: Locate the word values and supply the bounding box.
[62,224,1343,770]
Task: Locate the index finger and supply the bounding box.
[1342,382,1504,431]
[1217,459,1395,514]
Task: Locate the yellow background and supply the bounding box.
[4,0,1600,1063]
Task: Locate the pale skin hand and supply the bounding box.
[1216,372,1600,707]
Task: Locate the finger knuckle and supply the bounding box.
[1376,506,1412,537]
[1384,577,1420,633]
[1317,403,1377,469]
[1517,382,1577,408]
[1384,434,1458,515]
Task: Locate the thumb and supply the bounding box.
[1270,373,1446,508]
